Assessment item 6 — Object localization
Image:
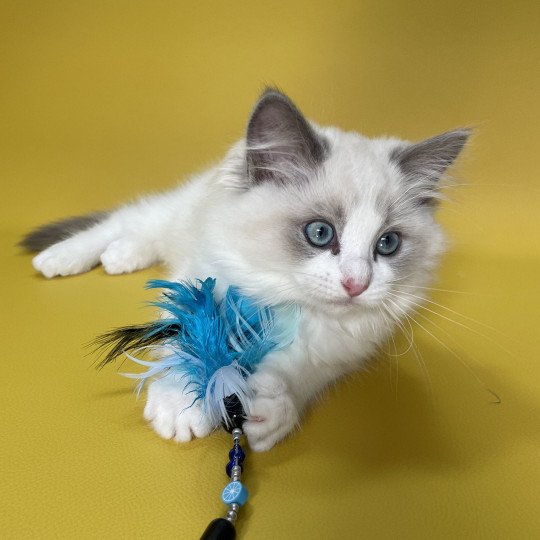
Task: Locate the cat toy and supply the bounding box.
[95,278,299,539]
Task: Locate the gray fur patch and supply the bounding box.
[285,200,345,261]
[19,211,108,252]
[391,128,471,182]
[246,88,329,185]
[285,222,320,260]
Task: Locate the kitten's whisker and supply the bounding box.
[377,305,404,399]
[387,291,516,359]
[378,305,411,358]
[386,297,498,401]
[390,283,476,295]
[388,271,421,284]
[391,337,400,398]
[405,307,498,401]
[389,289,499,332]
[385,299,434,399]
[391,294,470,351]
[381,301,415,357]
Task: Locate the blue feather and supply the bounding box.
[122,279,300,427]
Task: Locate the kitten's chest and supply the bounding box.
[297,310,384,366]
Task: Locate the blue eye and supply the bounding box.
[305,221,335,247]
[376,232,401,256]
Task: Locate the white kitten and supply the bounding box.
[22,89,469,451]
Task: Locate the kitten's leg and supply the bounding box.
[31,220,123,278]
[28,174,213,278]
[99,235,159,275]
[27,176,211,278]
[143,376,213,442]
[243,370,300,452]
[243,349,344,451]
[30,214,160,278]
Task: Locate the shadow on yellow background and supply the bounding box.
[1,2,539,538]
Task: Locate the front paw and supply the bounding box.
[243,374,299,452]
[244,393,299,452]
[100,237,154,275]
[143,377,213,443]
[33,240,97,278]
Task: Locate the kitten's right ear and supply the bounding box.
[246,88,328,185]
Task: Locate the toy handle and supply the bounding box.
[200,518,236,540]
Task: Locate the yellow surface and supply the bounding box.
[1,2,539,538]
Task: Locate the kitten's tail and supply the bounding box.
[19,211,109,252]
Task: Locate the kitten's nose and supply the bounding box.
[341,278,369,298]
[341,277,369,297]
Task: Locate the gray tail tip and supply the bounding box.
[19,211,108,252]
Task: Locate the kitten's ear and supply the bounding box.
[246,88,328,185]
[391,129,471,182]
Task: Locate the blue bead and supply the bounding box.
[226,460,243,478]
[221,481,248,506]
[229,445,246,463]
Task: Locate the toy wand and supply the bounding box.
[95,279,299,539]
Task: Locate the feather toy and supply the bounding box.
[95,278,299,427]
[95,278,300,539]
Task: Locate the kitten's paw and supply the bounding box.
[244,393,299,452]
[144,378,213,442]
[33,241,98,278]
[100,238,155,275]
[243,373,299,452]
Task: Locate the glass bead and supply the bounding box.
[228,445,246,463]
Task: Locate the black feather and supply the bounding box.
[92,322,182,369]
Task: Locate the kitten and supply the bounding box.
[22,88,469,451]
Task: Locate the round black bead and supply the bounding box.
[221,394,246,433]
[200,518,236,540]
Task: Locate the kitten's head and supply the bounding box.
[217,89,469,317]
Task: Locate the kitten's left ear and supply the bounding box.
[391,128,471,182]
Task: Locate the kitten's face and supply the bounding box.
[220,131,444,315]
[214,89,467,316]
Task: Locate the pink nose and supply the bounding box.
[341,277,369,297]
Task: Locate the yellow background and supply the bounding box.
[1,1,539,538]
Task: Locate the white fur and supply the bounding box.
[32,123,453,451]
